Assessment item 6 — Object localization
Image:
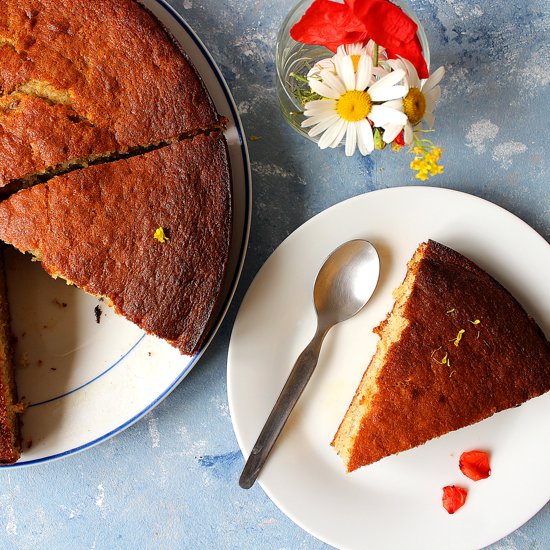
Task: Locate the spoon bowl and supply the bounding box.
[314,240,380,325]
[239,239,380,489]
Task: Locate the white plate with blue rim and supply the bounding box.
[4,0,251,467]
[228,187,550,550]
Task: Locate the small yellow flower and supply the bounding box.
[409,140,444,181]
[154,227,169,243]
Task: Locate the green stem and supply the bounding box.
[373,43,379,67]
[289,72,309,83]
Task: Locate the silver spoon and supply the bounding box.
[239,239,380,489]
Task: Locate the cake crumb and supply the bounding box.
[12,401,26,414]
[94,305,102,324]
[37,359,42,366]
[53,298,68,308]
[50,367,57,371]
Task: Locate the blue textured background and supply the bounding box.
[1,0,549,548]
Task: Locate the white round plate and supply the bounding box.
[228,187,550,550]
[5,0,251,467]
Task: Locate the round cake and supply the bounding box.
[0,0,233,463]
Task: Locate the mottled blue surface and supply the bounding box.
[1,0,549,548]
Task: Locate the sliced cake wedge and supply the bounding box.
[0,132,231,356]
[332,240,550,472]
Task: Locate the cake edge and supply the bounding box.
[331,242,428,472]
[0,248,21,464]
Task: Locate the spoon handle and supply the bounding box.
[239,323,329,489]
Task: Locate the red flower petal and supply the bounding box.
[290,0,368,52]
[459,450,491,481]
[350,0,417,47]
[394,130,405,146]
[386,36,429,79]
[442,485,467,514]
[348,0,428,76]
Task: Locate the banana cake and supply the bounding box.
[333,240,550,472]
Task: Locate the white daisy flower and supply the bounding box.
[308,41,389,81]
[381,58,445,145]
[302,51,407,156]
[336,41,389,79]
[307,56,336,79]
[336,42,368,58]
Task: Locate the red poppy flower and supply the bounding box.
[290,0,428,78]
[459,450,491,481]
[442,485,467,514]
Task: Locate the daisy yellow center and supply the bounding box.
[336,90,372,122]
[403,87,426,124]
[351,54,361,71]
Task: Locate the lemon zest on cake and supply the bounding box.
[453,329,465,347]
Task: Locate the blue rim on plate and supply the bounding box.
[6,0,252,468]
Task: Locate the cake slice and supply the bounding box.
[0,132,231,356]
[332,240,550,472]
[0,249,20,464]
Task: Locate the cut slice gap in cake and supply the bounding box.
[1,121,227,198]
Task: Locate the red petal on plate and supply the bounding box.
[459,450,491,481]
[442,485,468,514]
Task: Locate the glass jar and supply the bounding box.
[275,0,431,143]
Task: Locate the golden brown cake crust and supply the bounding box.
[0,94,119,186]
[0,0,219,186]
[0,132,232,355]
[347,240,550,472]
